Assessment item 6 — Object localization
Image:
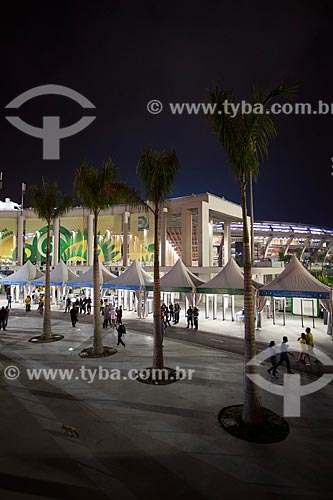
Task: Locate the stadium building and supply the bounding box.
[0,194,332,277]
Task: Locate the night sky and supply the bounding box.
[1,0,332,227]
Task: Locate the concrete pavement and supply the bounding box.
[0,309,332,499]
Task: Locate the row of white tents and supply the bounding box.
[1,256,332,332]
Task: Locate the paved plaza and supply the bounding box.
[0,302,332,499]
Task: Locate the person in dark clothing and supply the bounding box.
[193,306,199,331]
[186,306,193,328]
[169,303,174,322]
[4,306,9,328]
[64,296,71,313]
[174,302,181,324]
[86,297,92,314]
[117,323,126,347]
[116,305,123,325]
[70,307,78,327]
[0,307,6,330]
[7,294,12,309]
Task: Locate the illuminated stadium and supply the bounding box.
[0,193,332,272]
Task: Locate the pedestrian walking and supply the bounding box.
[37,299,44,315]
[117,323,126,347]
[186,306,193,328]
[7,293,12,309]
[4,306,9,329]
[164,306,171,327]
[0,306,5,330]
[275,336,294,374]
[305,327,319,363]
[297,332,311,364]
[193,306,199,331]
[267,340,278,378]
[70,306,78,327]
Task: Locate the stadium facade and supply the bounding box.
[0,193,332,271]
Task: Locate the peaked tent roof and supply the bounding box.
[1,261,44,285]
[198,257,246,294]
[103,259,153,290]
[66,263,117,288]
[147,258,205,292]
[31,260,78,286]
[259,257,331,299]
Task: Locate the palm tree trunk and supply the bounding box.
[241,174,263,425]
[249,172,255,264]
[42,222,52,340]
[153,208,163,369]
[92,211,103,355]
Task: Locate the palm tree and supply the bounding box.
[317,252,326,276]
[208,84,297,425]
[74,160,141,356]
[29,179,73,341]
[136,146,180,370]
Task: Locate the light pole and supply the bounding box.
[21,182,26,212]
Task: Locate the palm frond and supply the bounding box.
[29,178,73,222]
[136,145,180,207]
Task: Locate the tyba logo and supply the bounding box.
[5,84,96,159]
[246,342,333,417]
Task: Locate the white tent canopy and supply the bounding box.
[103,259,153,290]
[66,262,117,288]
[148,258,205,292]
[1,261,44,285]
[198,257,246,294]
[198,257,262,294]
[259,257,331,299]
[31,260,78,286]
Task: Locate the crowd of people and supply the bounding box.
[160,302,200,337]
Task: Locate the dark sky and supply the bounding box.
[1,0,332,227]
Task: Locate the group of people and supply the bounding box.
[65,296,92,315]
[101,302,126,347]
[101,303,122,330]
[160,302,183,334]
[160,302,199,333]
[267,327,317,378]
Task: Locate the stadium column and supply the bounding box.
[160,207,168,266]
[17,212,24,265]
[181,208,192,266]
[52,218,59,265]
[123,211,130,267]
[223,221,231,265]
[87,213,94,267]
[198,201,210,267]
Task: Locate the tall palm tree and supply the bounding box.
[208,84,297,425]
[29,179,73,341]
[136,146,180,370]
[74,160,141,356]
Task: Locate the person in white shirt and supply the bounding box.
[267,340,278,378]
[276,336,294,374]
